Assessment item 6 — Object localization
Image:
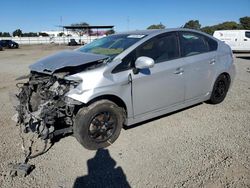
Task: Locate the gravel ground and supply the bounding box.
[0,45,249,188]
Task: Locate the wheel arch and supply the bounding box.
[217,72,231,88]
[74,94,128,118]
[208,71,232,97]
[223,72,231,85]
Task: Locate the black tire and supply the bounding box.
[74,100,124,150]
[209,74,230,104]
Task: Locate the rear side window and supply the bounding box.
[179,32,209,57]
[245,32,250,38]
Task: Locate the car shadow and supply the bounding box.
[124,102,202,130]
[234,52,250,60]
[73,148,131,188]
[51,103,202,142]
[235,56,250,60]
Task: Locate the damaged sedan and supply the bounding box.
[16,29,235,150]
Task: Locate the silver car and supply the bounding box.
[16,29,235,150]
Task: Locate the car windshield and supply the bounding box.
[78,34,146,59]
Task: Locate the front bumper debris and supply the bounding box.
[8,163,35,177]
[16,72,80,139]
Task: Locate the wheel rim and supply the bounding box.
[214,80,226,99]
[88,111,117,143]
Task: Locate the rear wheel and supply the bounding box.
[74,100,124,150]
[209,74,230,104]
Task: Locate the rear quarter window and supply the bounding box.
[205,37,218,51]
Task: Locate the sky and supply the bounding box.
[0,0,249,33]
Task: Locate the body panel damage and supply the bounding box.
[29,50,108,74]
[15,52,131,140]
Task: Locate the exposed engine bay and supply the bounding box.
[15,50,109,142]
[16,72,82,140]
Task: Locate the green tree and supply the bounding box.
[1,32,11,37]
[57,32,65,37]
[201,21,242,35]
[13,29,23,37]
[201,26,215,35]
[71,22,90,36]
[22,32,38,37]
[38,32,49,37]
[105,29,115,35]
[184,20,201,30]
[240,16,250,29]
[215,21,241,30]
[147,23,166,29]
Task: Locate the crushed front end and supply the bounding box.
[16,72,81,140]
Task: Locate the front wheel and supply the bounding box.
[208,74,230,104]
[74,100,124,150]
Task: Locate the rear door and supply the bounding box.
[178,31,218,101]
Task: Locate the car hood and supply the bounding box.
[29,50,109,74]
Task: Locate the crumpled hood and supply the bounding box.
[29,50,108,74]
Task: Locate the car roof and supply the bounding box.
[116,29,176,36]
[115,28,213,38]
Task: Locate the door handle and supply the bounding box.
[209,59,216,65]
[244,39,248,41]
[174,68,184,74]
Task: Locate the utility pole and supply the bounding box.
[127,16,130,31]
[60,16,63,26]
[60,16,64,45]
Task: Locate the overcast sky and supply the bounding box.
[1,0,249,33]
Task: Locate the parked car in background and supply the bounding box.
[68,39,80,46]
[0,40,19,49]
[213,30,250,52]
[16,29,235,150]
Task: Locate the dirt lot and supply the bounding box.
[0,45,249,188]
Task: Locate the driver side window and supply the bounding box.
[112,32,179,73]
[135,32,179,63]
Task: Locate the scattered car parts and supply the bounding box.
[8,163,34,177]
[17,72,77,139]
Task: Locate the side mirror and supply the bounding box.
[133,56,154,74]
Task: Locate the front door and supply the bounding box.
[130,32,185,116]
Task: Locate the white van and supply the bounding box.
[213,30,250,52]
